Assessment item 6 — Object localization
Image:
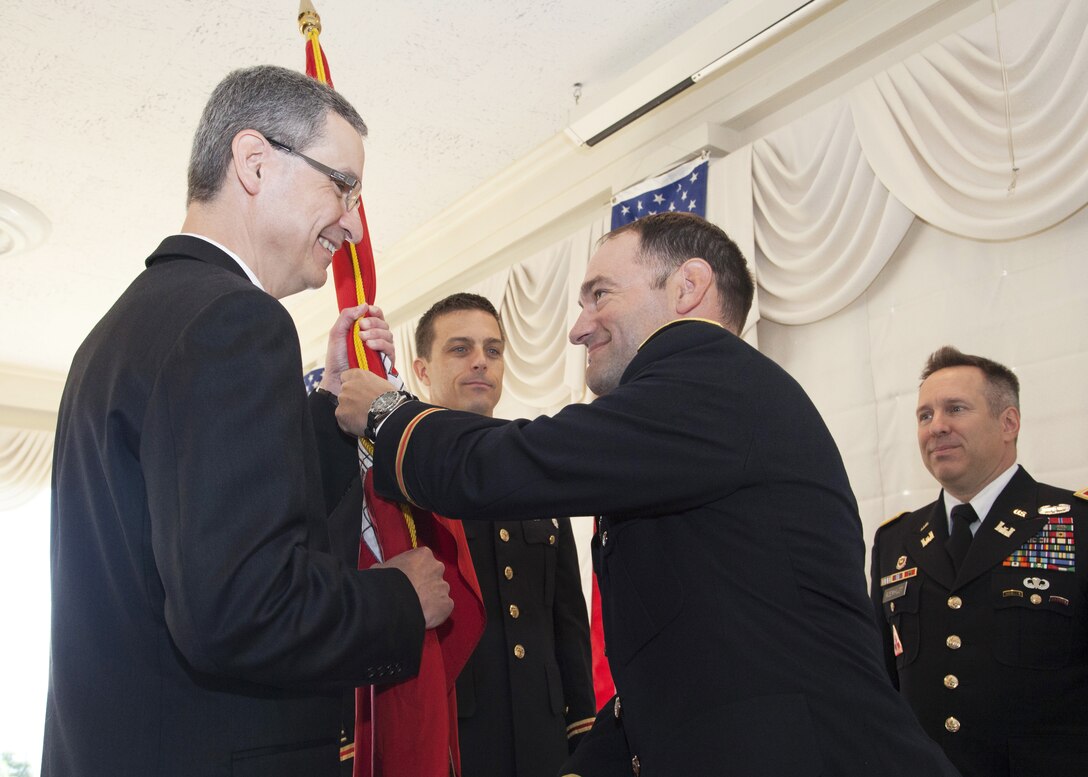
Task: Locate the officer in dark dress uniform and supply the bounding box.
[871,346,1088,777]
[411,294,595,777]
[336,214,959,777]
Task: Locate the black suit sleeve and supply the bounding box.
[141,290,423,688]
[372,346,754,521]
[309,388,360,512]
[559,697,633,777]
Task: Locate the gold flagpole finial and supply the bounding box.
[298,0,321,37]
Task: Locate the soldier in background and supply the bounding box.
[410,293,595,777]
[872,345,1088,777]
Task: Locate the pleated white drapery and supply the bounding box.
[750,0,1088,325]
[852,0,1088,241]
[0,427,52,510]
[752,102,915,325]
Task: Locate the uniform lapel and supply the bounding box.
[955,468,1048,588]
[908,502,956,590]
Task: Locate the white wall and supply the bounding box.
[759,205,1088,559]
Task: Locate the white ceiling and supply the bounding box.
[1,0,999,431]
[0,0,731,377]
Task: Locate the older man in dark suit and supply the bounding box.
[45,65,451,777]
[871,346,1088,777]
[333,212,959,776]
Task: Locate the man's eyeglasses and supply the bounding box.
[267,138,361,212]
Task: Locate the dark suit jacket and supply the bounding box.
[45,235,424,777]
[871,467,1088,777]
[456,517,595,777]
[371,319,957,776]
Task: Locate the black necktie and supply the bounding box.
[947,503,979,571]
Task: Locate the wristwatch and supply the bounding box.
[365,390,416,440]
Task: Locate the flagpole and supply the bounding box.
[298,1,330,86]
[298,0,320,35]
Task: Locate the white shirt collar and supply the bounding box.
[179,233,265,292]
[942,462,1020,533]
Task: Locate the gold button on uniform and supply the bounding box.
[513,644,525,659]
[499,528,510,542]
[1030,594,1042,605]
[613,696,622,719]
[601,530,608,546]
[509,604,520,619]
[943,674,959,689]
[549,534,557,545]
[947,595,963,610]
[945,716,961,733]
[504,566,514,580]
[631,755,641,776]
[946,635,962,650]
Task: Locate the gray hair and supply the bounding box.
[186,65,367,205]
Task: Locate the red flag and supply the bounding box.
[590,527,615,707]
[300,3,383,376]
[298,6,484,776]
[357,472,484,777]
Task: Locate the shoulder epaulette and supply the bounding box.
[878,511,909,529]
[1075,487,1088,502]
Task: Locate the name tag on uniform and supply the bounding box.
[880,567,917,587]
[882,581,909,603]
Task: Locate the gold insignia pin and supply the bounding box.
[920,530,935,548]
[896,555,907,570]
[919,521,930,532]
[1013,508,1027,518]
[1039,504,1071,516]
[994,521,1015,538]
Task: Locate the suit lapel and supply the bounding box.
[908,502,956,590]
[955,468,1048,588]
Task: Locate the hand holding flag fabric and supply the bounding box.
[320,304,396,395]
[374,547,453,630]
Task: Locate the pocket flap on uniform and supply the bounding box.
[522,519,558,545]
[993,572,1076,615]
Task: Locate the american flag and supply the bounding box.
[611,154,708,229]
[303,367,324,395]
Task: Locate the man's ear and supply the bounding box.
[1000,405,1021,441]
[412,357,431,387]
[673,258,714,316]
[231,130,269,196]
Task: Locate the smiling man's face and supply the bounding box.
[916,365,1019,501]
[568,232,672,396]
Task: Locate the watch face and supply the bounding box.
[372,390,401,413]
